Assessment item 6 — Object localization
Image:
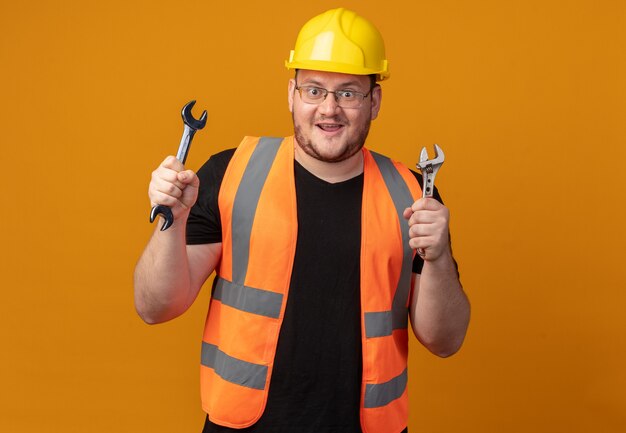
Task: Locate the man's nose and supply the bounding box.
[317,92,341,115]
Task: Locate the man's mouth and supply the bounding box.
[316,123,344,132]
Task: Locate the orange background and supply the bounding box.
[2,0,625,432]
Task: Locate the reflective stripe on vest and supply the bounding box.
[201,342,268,390]
[230,137,283,286]
[364,368,408,409]
[213,277,283,319]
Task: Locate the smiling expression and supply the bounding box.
[288,70,382,163]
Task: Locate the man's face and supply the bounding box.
[288,70,382,163]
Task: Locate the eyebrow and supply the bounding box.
[300,78,366,89]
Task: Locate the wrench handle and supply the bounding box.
[176,124,196,165]
[421,165,436,198]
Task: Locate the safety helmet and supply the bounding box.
[285,8,389,81]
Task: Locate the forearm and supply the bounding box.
[134,220,194,324]
[410,251,470,357]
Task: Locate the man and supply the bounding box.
[134,7,470,433]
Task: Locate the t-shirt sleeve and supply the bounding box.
[186,148,236,245]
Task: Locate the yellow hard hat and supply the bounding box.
[285,8,390,81]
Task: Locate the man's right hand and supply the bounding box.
[149,156,200,225]
[135,155,220,324]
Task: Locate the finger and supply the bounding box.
[402,207,413,220]
[407,210,439,226]
[160,155,185,171]
[409,236,430,251]
[177,170,199,187]
[151,168,186,192]
[179,171,200,209]
[409,224,432,239]
[411,197,443,212]
[152,176,184,199]
[150,190,182,208]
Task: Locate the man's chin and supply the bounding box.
[295,126,366,163]
[310,142,363,163]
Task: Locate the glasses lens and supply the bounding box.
[300,87,325,103]
[337,91,362,108]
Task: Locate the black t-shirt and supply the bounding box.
[188,149,441,433]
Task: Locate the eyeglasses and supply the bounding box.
[295,85,372,109]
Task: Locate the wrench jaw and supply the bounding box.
[150,205,174,231]
[181,100,208,130]
[418,144,444,166]
[419,147,430,165]
[177,101,207,164]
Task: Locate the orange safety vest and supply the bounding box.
[200,136,422,433]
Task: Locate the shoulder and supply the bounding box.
[187,149,236,245]
[198,148,236,174]
[196,148,236,186]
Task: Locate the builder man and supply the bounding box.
[134,8,470,433]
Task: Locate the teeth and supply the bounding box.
[318,124,342,131]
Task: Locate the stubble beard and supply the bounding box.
[293,114,372,163]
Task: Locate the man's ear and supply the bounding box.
[288,79,296,113]
[370,85,382,120]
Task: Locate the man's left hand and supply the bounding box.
[403,198,450,261]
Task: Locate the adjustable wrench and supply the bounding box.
[150,100,207,231]
[416,144,445,198]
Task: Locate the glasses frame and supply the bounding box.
[294,84,374,109]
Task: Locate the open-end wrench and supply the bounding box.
[416,144,445,198]
[415,144,445,257]
[150,100,207,231]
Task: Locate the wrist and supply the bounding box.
[424,247,455,272]
[153,212,189,233]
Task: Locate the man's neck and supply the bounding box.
[294,144,364,184]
